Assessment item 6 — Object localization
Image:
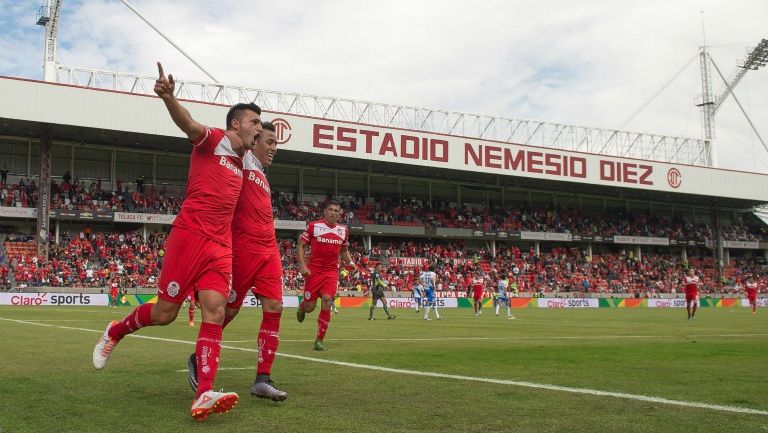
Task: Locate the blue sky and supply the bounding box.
[1,0,767,171]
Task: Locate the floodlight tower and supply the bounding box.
[696,38,768,167]
[35,0,63,82]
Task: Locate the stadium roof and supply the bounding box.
[2,76,767,210]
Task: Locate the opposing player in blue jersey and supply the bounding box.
[411,281,424,312]
[495,274,515,319]
[420,265,441,320]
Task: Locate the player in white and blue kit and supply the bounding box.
[411,282,424,312]
[420,266,441,320]
[495,275,515,318]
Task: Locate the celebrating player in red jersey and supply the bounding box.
[296,200,358,351]
[93,62,262,421]
[683,268,700,320]
[187,122,288,401]
[745,275,759,315]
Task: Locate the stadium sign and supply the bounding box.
[537,298,599,308]
[52,210,113,221]
[721,240,760,249]
[647,299,688,308]
[520,231,572,241]
[114,212,177,225]
[741,299,768,307]
[0,206,37,219]
[0,293,108,306]
[613,236,669,246]
[274,220,307,231]
[280,119,768,200]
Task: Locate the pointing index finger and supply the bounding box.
[157,62,165,78]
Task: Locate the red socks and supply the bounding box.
[188,303,196,323]
[317,309,331,341]
[108,303,153,341]
[195,322,222,399]
[257,311,281,375]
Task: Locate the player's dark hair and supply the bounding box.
[261,121,275,132]
[326,200,341,208]
[226,103,261,130]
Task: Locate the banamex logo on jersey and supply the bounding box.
[273,118,292,144]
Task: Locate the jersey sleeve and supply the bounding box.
[343,225,350,247]
[300,222,314,244]
[191,127,222,153]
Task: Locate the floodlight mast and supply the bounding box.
[697,38,768,167]
[36,0,63,82]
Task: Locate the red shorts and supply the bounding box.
[748,296,757,304]
[303,270,338,303]
[473,288,484,302]
[685,292,699,303]
[229,251,283,308]
[157,227,232,304]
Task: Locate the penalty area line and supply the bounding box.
[1,316,766,416]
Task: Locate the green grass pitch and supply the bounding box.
[0,305,766,433]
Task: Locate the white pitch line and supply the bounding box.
[1,316,766,416]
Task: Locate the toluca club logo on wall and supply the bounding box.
[667,168,682,189]
[272,118,292,144]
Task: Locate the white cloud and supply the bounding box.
[1,0,766,172]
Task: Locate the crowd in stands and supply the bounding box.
[1,174,184,214]
[3,172,765,242]
[1,232,765,295]
[2,231,165,290]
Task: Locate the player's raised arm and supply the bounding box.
[153,62,206,142]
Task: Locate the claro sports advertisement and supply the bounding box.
[1,293,762,308]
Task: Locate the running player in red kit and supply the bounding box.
[683,268,700,320]
[187,122,287,401]
[745,275,759,315]
[471,270,485,316]
[296,200,358,351]
[92,62,262,421]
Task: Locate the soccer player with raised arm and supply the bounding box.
[187,122,288,401]
[367,263,396,320]
[296,200,359,351]
[93,63,262,421]
[683,268,700,320]
[421,265,441,320]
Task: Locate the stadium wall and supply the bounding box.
[2,77,768,201]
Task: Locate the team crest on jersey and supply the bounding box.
[304,291,312,300]
[167,281,180,297]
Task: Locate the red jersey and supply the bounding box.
[172,127,243,247]
[683,275,699,295]
[746,282,758,298]
[232,151,277,253]
[472,277,484,291]
[300,220,349,273]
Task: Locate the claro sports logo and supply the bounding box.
[273,118,292,144]
[6,293,93,305]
